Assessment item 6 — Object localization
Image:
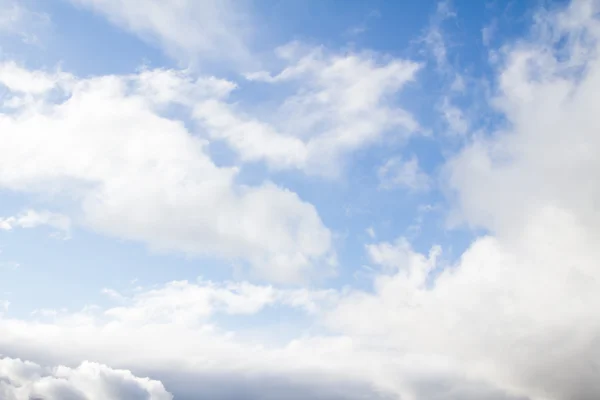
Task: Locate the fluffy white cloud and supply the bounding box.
[2,1,600,400]
[0,278,522,400]
[0,65,333,283]
[68,0,253,64]
[377,156,431,191]
[196,44,421,176]
[0,357,172,400]
[0,62,74,95]
[366,236,439,275]
[329,2,600,400]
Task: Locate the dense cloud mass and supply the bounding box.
[1,0,600,400]
[0,357,172,400]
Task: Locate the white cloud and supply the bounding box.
[68,0,253,64]
[0,64,334,283]
[449,74,465,92]
[446,0,600,236]
[366,237,438,276]
[329,2,600,400]
[439,97,469,135]
[0,279,377,398]
[0,357,172,400]
[0,62,74,95]
[482,20,497,47]
[366,227,376,239]
[330,208,600,400]
[0,278,521,400]
[102,279,337,324]
[0,0,50,45]
[422,0,456,70]
[197,44,421,176]
[2,2,600,400]
[0,210,71,236]
[377,156,431,191]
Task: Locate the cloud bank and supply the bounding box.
[1,1,600,400]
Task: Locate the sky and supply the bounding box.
[0,0,599,399]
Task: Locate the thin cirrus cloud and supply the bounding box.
[67,0,254,65]
[377,156,431,192]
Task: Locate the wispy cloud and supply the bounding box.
[377,156,431,192]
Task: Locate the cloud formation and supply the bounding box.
[377,156,431,191]
[2,1,600,400]
[0,210,71,235]
[0,357,172,400]
[68,0,253,64]
[198,43,421,176]
[331,2,600,400]
[0,65,333,283]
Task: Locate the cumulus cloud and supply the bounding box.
[0,279,521,400]
[330,2,600,400]
[0,277,391,399]
[0,357,172,400]
[197,44,421,176]
[0,65,333,283]
[2,1,600,400]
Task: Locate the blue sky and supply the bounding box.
[1,1,599,399]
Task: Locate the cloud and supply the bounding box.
[422,0,457,70]
[366,237,437,274]
[482,19,498,47]
[0,0,50,45]
[0,278,523,400]
[102,279,338,324]
[68,0,253,64]
[377,156,431,191]
[2,1,600,400]
[366,227,376,239]
[329,2,600,400]
[197,44,421,176]
[0,279,387,399]
[0,65,334,284]
[439,97,469,135]
[422,1,474,136]
[0,210,71,236]
[0,357,172,400]
[0,62,74,95]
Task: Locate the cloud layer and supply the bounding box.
[2,1,600,400]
